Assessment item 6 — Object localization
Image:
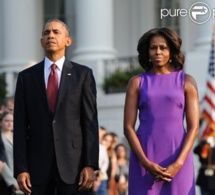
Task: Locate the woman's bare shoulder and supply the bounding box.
[184,74,198,91]
[126,75,140,93]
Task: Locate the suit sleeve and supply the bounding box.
[81,69,99,170]
[13,73,29,178]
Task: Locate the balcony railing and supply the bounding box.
[102,56,143,94]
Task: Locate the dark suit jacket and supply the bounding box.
[13,60,99,185]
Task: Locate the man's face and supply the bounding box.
[40,21,72,55]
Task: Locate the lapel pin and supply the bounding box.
[67,73,71,76]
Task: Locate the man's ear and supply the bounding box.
[66,37,72,47]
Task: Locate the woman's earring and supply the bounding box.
[169,59,172,63]
[149,59,151,62]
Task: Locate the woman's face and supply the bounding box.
[149,35,170,69]
[102,134,113,149]
[116,145,126,158]
[0,113,13,132]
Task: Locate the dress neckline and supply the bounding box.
[146,70,179,76]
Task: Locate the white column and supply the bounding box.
[72,0,116,62]
[5,72,15,96]
[0,0,44,95]
[138,0,156,35]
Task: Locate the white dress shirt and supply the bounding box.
[44,56,65,88]
[99,143,109,180]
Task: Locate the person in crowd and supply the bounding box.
[194,124,215,195]
[115,143,128,195]
[13,19,99,195]
[0,111,23,194]
[0,118,6,188]
[1,97,14,114]
[99,126,107,141]
[93,127,109,195]
[123,27,199,194]
[102,133,117,195]
[109,132,118,149]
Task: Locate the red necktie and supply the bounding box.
[47,64,58,112]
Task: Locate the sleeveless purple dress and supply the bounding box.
[128,70,196,195]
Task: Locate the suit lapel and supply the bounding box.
[33,61,52,115]
[55,60,74,113]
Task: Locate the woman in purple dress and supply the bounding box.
[123,28,199,195]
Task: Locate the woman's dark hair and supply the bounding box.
[137,27,184,71]
[0,111,10,122]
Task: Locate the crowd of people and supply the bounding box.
[92,126,129,195]
[0,97,24,194]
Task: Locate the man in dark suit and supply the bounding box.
[13,19,99,195]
